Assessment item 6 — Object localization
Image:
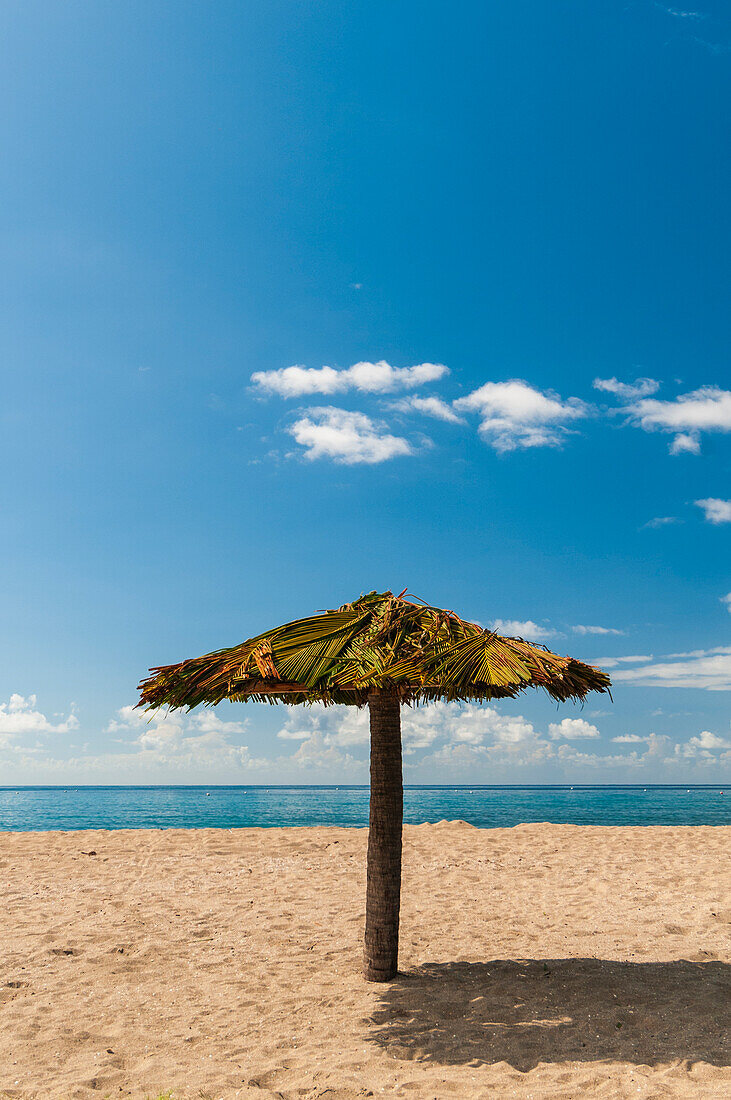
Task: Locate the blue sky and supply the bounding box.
[1,0,729,784]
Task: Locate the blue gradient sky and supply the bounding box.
[1,1,729,783]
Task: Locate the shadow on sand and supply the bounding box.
[368,959,730,1070]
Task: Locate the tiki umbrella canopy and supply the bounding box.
[137,590,611,981]
[137,590,611,711]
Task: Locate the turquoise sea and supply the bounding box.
[0,785,727,831]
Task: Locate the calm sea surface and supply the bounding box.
[0,785,727,831]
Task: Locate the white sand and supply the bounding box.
[0,822,729,1099]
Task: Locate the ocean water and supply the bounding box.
[0,785,727,831]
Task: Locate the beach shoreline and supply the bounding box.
[1,822,729,1098]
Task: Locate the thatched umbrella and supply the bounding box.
[137,590,611,981]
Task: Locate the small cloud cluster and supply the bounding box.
[454,380,587,452]
[489,620,623,641]
[571,624,624,636]
[0,697,265,781]
[252,360,448,398]
[695,498,731,524]
[490,618,556,641]
[673,729,731,761]
[624,385,731,455]
[652,6,730,56]
[657,7,706,20]
[593,376,660,401]
[593,654,653,668]
[277,705,369,746]
[0,693,78,747]
[106,705,260,770]
[274,699,598,770]
[642,516,682,530]
[594,378,731,454]
[252,360,447,465]
[643,499,731,529]
[677,730,725,756]
[253,360,590,463]
[251,360,731,466]
[611,647,731,691]
[392,395,465,424]
[548,717,601,740]
[288,407,413,465]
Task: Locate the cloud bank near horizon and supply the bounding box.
[0,693,728,783]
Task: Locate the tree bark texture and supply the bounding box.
[363,690,403,981]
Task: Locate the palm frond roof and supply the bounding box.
[137,591,611,711]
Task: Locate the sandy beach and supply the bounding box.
[0,822,728,1099]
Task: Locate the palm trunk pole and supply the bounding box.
[363,689,403,981]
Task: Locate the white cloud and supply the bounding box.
[490,619,557,641]
[0,694,78,744]
[289,407,414,464]
[412,703,539,748]
[288,731,363,773]
[666,645,730,658]
[108,703,248,737]
[673,728,731,761]
[593,376,660,400]
[555,733,672,770]
[670,432,702,455]
[274,700,541,756]
[688,729,730,751]
[454,380,588,452]
[105,703,147,732]
[642,516,682,529]
[252,360,448,398]
[420,716,556,770]
[274,703,420,769]
[657,7,706,20]
[592,655,653,668]
[393,395,465,424]
[572,624,624,636]
[722,593,731,614]
[612,647,731,691]
[277,706,369,746]
[695,498,731,524]
[0,701,265,780]
[548,717,601,739]
[105,704,259,770]
[274,700,551,771]
[626,385,731,455]
[611,734,652,743]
